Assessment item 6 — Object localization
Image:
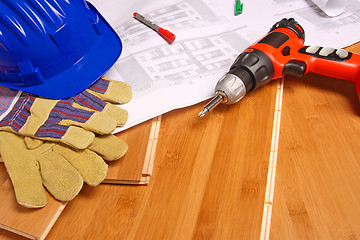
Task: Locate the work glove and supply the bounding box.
[0,77,132,208]
[0,131,127,208]
[0,77,132,149]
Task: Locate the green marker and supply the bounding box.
[235,0,243,16]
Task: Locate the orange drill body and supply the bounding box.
[199,18,360,117]
[247,20,360,97]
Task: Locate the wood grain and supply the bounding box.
[270,43,360,240]
[33,77,278,240]
[0,164,66,240]
[105,116,160,184]
[0,42,359,240]
[0,117,157,239]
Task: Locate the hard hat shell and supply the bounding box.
[0,0,122,99]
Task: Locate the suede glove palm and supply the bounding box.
[0,131,127,208]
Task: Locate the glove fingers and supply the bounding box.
[88,77,132,104]
[0,132,47,208]
[24,135,119,185]
[8,162,47,208]
[11,97,96,149]
[72,94,128,127]
[0,78,130,150]
[102,103,128,126]
[37,144,84,202]
[24,136,44,149]
[88,134,128,161]
[44,98,117,135]
[36,125,95,150]
[60,112,117,134]
[73,82,130,127]
[25,132,96,151]
[53,144,108,186]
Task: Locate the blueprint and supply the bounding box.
[88,0,360,132]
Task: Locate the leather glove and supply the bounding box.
[0,131,127,208]
[0,77,132,149]
[0,77,132,208]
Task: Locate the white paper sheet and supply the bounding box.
[88,0,360,132]
[312,0,347,16]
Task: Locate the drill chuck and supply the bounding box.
[199,47,274,117]
[198,72,248,117]
[215,73,248,104]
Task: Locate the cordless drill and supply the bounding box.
[199,18,360,117]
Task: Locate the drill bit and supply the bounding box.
[199,95,224,117]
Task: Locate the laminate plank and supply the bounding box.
[0,118,156,239]
[42,78,278,240]
[0,165,66,240]
[1,39,359,240]
[104,116,160,184]
[270,44,360,239]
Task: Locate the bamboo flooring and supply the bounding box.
[270,54,360,238]
[0,43,359,239]
[0,117,159,239]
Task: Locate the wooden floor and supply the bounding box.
[1,43,360,240]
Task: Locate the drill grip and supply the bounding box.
[230,49,274,92]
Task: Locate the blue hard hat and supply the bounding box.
[0,0,122,99]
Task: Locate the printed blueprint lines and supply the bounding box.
[112,31,248,98]
[116,0,222,46]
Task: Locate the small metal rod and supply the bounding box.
[198,94,224,117]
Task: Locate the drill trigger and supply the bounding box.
[282,60,306,77]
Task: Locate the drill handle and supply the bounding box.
[295,45,360,100]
